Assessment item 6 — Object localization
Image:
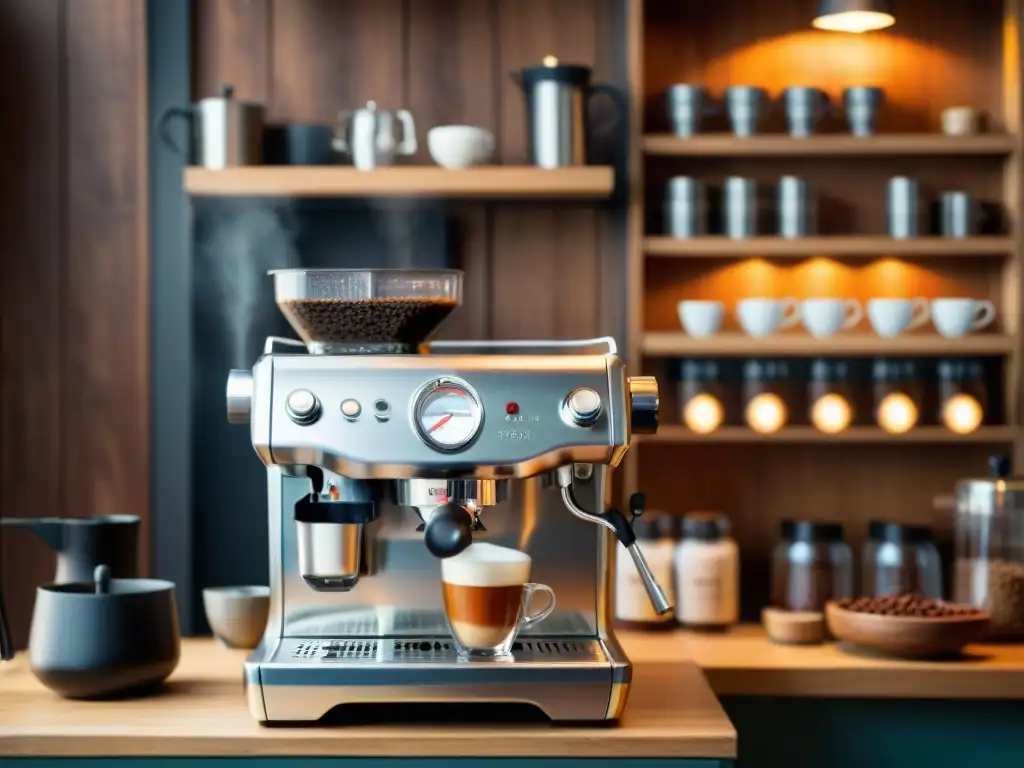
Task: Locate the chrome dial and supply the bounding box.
[412,378,483,452]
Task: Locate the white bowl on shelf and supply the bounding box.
[428,125,495,169]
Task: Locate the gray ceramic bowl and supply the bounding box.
[203,586,270,649]
[29,571,180,699]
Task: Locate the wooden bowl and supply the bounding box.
[762,607,826,645]
[825,601,990,658]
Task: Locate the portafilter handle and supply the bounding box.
[423,503,474,559]
[555,466,673,615]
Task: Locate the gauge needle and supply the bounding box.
[428,413,453,433]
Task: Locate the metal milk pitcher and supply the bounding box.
[513,56,626,168]
[157,83,265,169]
[334,101,417,171]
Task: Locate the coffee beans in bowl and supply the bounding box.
[834,594,984,618]
[826,594,990,658]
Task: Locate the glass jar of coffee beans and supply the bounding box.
[953,455,1024,639]
[771,520,854,612]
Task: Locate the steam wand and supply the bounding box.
[555,465,673,616]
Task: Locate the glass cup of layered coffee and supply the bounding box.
[441,542,555,659]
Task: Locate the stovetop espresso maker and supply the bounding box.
[227,267,668,724]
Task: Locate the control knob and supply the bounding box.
[627,376,659,435]
[565,387,603,428]
[286,389,322,425]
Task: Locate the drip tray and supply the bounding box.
[280,637,604,664]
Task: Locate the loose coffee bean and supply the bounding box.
[279,297,458,345]
[834,594,984,618]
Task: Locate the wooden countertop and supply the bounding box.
[619,626,1024,699]
[0,639,736,758]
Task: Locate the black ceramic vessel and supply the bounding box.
[27,565,180,699]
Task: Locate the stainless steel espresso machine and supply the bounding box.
[226,268,669,724]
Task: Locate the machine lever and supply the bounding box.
[557,468,673,615]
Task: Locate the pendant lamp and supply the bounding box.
[812,0,895,33]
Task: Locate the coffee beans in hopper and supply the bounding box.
[834,594,983,618]
[279,297,458,344]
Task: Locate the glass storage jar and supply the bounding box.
[808,358,854,434]
[678,360,726,435]
[743,359,791,435]
[675,512,739,629]
[873,358,923,434]
[861,521,942,598]
[937,358,987,435]
[771,521,853,611]
[953,455,1024,638]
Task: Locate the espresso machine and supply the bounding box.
[226,268,669,724]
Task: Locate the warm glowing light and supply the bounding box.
[811,394,853,434]
[543,55,559,67]
[877,393,918,434]
[683,394,725,435]
[745,393,788,435]
[942,394,984,435]
[812,11,894,34]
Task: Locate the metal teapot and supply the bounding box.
[333,101,417,171]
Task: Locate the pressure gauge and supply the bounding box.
[412,377,483,452]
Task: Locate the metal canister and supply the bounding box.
[723,177,758,238]
[513,58,626,168]
[158,83,265,169]
[886,177,922,239]
[778,176,816,238]
[665,177,707,237]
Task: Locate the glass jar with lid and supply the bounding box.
[861,521,942,599]
[678,360,727,435]
[743,359,792,435]
[808,358,855,434]
[953,455,1024,638]
[873,358,923,434]
[674,512,739,629]
[937,358,987,435]
[771,521,853,612]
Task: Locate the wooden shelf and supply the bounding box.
[643,133,1017,157]
[641,332,1016,357]
[644,236,1016,259]
[620,627,1024,700]
[183,166,615,198]
[639,426,1018,445]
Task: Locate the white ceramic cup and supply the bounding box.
[931,298,996,337]
[736,297,801,337]
[801,298,863,338]
[941,107,979,136]
[427,125,495,169]
[867,298,930,337]
[678,300,724,338]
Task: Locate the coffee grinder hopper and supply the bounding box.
[270,268,463,355]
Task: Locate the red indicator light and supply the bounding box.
[506,402,520,415]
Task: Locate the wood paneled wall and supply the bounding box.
[0,0,148,648]
[192,0,627,342]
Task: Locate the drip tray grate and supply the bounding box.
[288,638,598,663]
